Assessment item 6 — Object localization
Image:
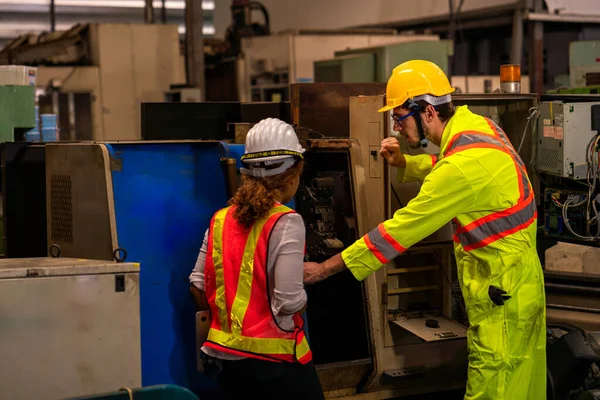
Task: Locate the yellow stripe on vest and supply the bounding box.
[212,207,231,333]
[208,328,296,355]
[296,335,311,360]
[229,205,292,336]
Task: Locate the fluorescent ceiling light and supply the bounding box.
[0,0,215,11]
[178,24,215,35]
[0,22,73,32]
[0,22,72,37]
[0,22,214,37]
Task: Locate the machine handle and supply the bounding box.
[113,248,128,263]
[49,244,61,258]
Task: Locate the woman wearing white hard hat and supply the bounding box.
[189,118,324,399]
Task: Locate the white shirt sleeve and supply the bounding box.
[189,229,209,291]
[268,213,308,316]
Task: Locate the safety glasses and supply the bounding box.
[391,111,414,126]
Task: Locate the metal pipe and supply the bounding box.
[185,0,205,100]
[50,0,56,32]
[525,12,600,23]
[144,0,154,23]
[510,8,523,65]
[528,0,544,95]
[547,304,600,314]
[161,0,167,23]
[545,282,600,295]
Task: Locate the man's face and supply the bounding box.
[391,107,421,147]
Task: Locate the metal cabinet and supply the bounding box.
[0,257,141,400]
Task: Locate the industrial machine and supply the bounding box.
[7,83,598,399]
[0,23,185,141]
[536,100,600,180]
[530,94,600,399]
[0,84,35,142]
[43,141,230,394]
[569,41,600,89]
[546,324,600,400]
[319,40,454,82]
[313,40,533,94]
[225,0,271,57]
[0,257,141,400]
[535,97,600,243]
[533,94,600,362]
[238,32,439,102]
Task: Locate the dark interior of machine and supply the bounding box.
[389,250,443,314]
[0,143,48,258]
[294,148,372,366]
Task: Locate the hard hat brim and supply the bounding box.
[243,154,298,163]
[378,104,395,113]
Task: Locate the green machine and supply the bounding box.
[569,40,600,88]
[0,85,36,142]
[547,86,600,95]
[314,53,376,83]
[314,40,453,83]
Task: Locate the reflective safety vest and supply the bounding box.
[445,120,537,251]
[203,203,312,364]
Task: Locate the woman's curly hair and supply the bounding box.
[229,160,304,228]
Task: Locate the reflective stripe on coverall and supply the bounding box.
[341,105,546,400]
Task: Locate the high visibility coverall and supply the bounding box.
[342,105,546,399]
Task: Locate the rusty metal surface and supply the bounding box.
[453,94,537,101]
[317,359,372,396]
[305,138,355,149]
[291,83,385,138]
[232,123,251,144]
[0,24,90,65]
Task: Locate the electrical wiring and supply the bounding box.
[562,133,600,241]
[517,106,540,156]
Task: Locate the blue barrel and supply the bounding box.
[34,106,40,130]
[25,130,40,142]
[41,127,58,142]
[40,113,57,129]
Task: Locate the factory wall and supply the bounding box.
[213,0,515,38]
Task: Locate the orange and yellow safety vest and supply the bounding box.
[203,204,312,364]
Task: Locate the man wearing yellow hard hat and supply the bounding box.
[304,60,546,399]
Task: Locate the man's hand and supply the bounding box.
[380,137,406,168]
[303,262,325,285]
[304,254,348,284]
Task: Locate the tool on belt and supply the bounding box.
[489,285,511,306]
[196,310,223,375]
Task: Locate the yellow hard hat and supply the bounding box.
[378,60,456,113]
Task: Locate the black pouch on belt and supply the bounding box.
[200,352,223,379]
[489,285,511,306]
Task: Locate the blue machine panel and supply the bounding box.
[105,142,228,392]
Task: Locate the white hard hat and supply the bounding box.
[240,118,305,178]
